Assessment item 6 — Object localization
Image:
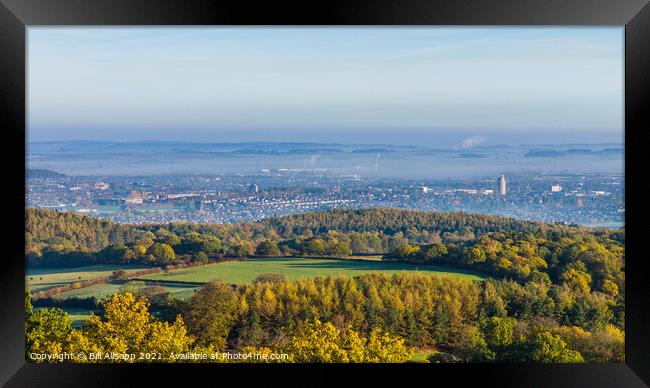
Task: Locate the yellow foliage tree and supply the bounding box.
[601,279,619,298]
[364,327,411,362]
[81,293,194,362]
[561,268,592,294]
[283,320,411,363]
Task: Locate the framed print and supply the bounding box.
[1,0,649,386]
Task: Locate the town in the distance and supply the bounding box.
[27,167,624,227]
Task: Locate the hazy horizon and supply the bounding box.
[27,129,623,148]
[27,139,624,178]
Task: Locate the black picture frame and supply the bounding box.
[1,0,648,386]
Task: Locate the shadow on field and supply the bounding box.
[282,260,485,278]
[28,281,78,287]
[26,265,148,276]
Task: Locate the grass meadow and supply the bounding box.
[141,257,487,285]
[26,264,151,292]
[27,258,487,303]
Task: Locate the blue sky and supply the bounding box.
[28,27,624,144]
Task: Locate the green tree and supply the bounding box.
[25,292,33,314]
[155,228,181,246]
[328,242,352,257]
[449,323,495,362]
[147,243,176,261]
[466,246,487,264]
[303,239,326,256]
[25,300,74,361]
[184,281,240,350]
[531,332,584,363]
[481,316,516,350]
[256,240,281,257]
[420,243,448,262]
[192,251,209,263]
[384,243,420,261]
[178,234,221,254]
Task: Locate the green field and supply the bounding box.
[32,307,99,327]
[47,283,122,299]
[26,264,151,292]
[29,258,486,303]
[142,257,487,285]
[63,308,99,327]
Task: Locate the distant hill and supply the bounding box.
[260,208,543,238]
[525,148,624,158]
[27,169,66,179]
[25,207,623,276]
[26,207,543,258]
[26,208,140,254]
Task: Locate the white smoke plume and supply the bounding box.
[461,136,486,149]
[307,155,321,168]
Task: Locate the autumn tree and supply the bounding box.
[531,332,584,363]
[303,239,326,256]
[420,243,448,262]
[184,281,240,350]
[448,323,495,362]
[364,327,412,362]
[147,243,176,261]
[81,293,193,361]
[481,316,516,349]
[327,242,352,257]
[256,240,281,257]
[283,320,411,363]
[192,251,209,263]
[561,265,592,294]
[25,304,73,361]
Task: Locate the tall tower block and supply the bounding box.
[498,175,507,195]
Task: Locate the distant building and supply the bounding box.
[124,197,143,205]
[248,184,259,193]
[129,190,143,199]
[97,198,121,206]
[498,175,507,195]
[163,193,199,200]
[124,190,144,205]
[94,182,110,190]
[421,186,429,193]
[551,184,562,192]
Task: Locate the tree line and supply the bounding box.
[25,208,623,271]
[26,272,624,363]
[382,229,624,298]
